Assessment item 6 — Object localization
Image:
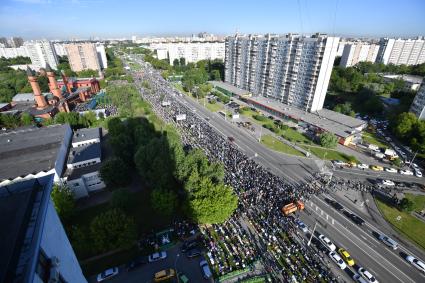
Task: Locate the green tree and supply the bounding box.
[90,208,137,252]
[77,69,98,77]
[150,188,178,216]
[110,189,133,212]
[399,198,414,212]
[99,158,132,187]
[185,177,238,224]
[392,112,417,139]
[173,59,180,67]
[179,57,186,66]
[319,132,338,148]
[211,69,221,81]
[0,114,20,129]
[333,102,355,117]
[20,112,34,126]
[51,185,75,222]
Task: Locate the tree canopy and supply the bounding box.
[51,185,75,222]
[99,157,132,188]
[319,132,338,148]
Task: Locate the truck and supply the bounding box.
[282,200,305,216]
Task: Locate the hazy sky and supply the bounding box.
[1,0,424,39]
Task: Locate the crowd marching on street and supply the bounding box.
[127,56,348,281]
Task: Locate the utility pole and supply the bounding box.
[307,221,317,246]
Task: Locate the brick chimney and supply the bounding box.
[61,70,72,94]
[27,66,48,109]
[45,63,63,99]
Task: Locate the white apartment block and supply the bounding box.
[53,43,68,56]
[336,40,347,57]
[24,40,59,70]
[95,43,108,69]
[410,82,425,120]
[65,42,101,72]
[377,38,425,65]
[340,42,379,67]
[150,42,225,64]
[225,33,339,112]
[0,46,29,58]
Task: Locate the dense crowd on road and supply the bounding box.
[127,56,339,281]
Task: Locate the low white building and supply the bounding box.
[381,74,423,91]
[63,127,106,198]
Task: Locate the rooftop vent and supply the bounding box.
[7,139,11,142]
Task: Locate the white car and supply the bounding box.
[353,274,368,283]
[406,255,425,273]
[358,164,369,170]
[97,267,119,282]
[415,170,422,178]
[400,169,414,175]
[148,251,167,262]
[329,251,346,269]
[358,267,379,283]
[412,163,420,169]
[319,235,336,251]
[385,167,397,173]
[382,180,395,186]
[333,160,346,166]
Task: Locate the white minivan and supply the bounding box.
[379,234,398,250]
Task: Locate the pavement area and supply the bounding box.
[88,242,212,283]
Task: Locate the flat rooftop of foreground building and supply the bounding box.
[68,142,101,164]
[73,127,101,143]
[0,125,71,182]
[0,175,53,283]
[209,81,251,96]
[380,74,423,84]
[244,96,366,138]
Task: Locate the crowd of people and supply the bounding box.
[128,55,338,281]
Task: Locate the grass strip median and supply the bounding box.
[260,135,304,157]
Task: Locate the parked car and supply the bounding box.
[329,251,347,269]
[200,260,212,279]
[385,167,398,173]
[181,240,199,253]
[97,267,119,282]
[126,256,148,271]
[148,251,167,262]
[400,169,414,175]
[382,179,395,186]
[370,165,384,171]
[406,255,425,273]
[297,220,308,233]
[350,213,365,225]
[414,170,422,177]
[358,163,369,170]
[154,268,175,282]
[319,235,336,251]
[333,160,347,166]
[186,248,202,258]
[358,267,379,283]
[353,274,368,283]
[338,248,355,266]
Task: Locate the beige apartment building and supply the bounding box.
[65,43,101,72]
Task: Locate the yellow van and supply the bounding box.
[154,269,175,282]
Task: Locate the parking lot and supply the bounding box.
[89,242,213,283]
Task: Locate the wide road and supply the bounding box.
[299,195,425,283]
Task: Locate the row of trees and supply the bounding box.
[0,112,33,129]
[390,112,425,153]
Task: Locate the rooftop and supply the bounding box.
[73,127,101,143]
[0,175,53,283]
[245,96,366,138]
[381,74,423,84]
[68,142,101,164]
[0,125,71,182]
[209,81,251,96]
[66,162,102,180]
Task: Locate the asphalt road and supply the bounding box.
[298,195,425,283]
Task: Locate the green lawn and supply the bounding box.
[205,101,223,112]
[405,193,425,212]
[362,131,390,149]
[301,145,358,162]
[375,197,425,250]
[281,128,312,144]
[261,135,304,157]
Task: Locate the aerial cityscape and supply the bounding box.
[1,0,425,282]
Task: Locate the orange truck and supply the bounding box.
[282,200,305,216]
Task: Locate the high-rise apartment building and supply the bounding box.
[95,43,108,69]
[54,42,68,56]
[225,33,339,112]
[340,42,380,67]
[410,82,425,120]
[24,40,59,70]
[0,37,9,47]
[65,42,101,72]
[0,46,29,58]
[150,42,225,64]
[377,37,425,65]
[10,37,24,48]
